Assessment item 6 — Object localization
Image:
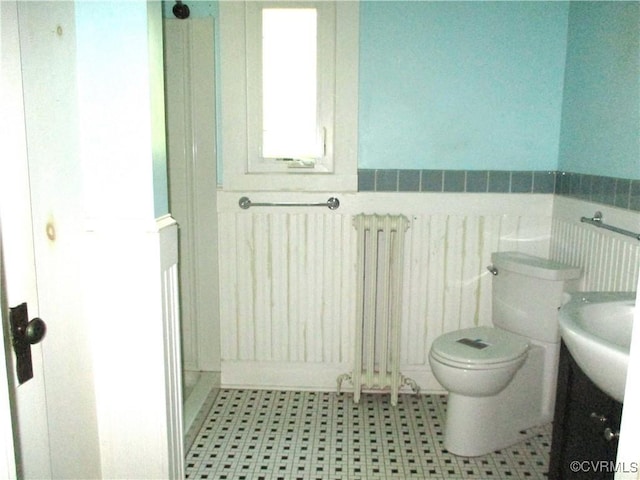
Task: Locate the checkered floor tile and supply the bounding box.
[186,389,550,479]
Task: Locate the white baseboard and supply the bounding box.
[184,371,220,430]
[400,366,447,395]
[221,361,349,391]
[183,371,220,451]
[220,361,447,394]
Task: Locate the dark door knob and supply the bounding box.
[9,303,46,384]
[25,318,46,344]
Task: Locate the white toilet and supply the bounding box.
[428,251,581,457]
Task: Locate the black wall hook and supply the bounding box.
[173,1,190,19]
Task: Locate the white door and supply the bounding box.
[0,1,53,478]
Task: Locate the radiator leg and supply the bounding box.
[403,376,421,395]
[391,389,399,407]
[336,373,351,394]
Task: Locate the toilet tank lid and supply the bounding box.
[491,251,582,281]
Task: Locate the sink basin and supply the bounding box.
[559,291,636,403]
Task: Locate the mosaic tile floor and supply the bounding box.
[186,389,551,479]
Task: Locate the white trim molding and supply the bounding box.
[219,1,359,192]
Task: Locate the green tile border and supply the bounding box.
[357,169,640,212]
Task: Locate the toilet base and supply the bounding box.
[443,345,551,457]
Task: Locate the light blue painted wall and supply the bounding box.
[358,1,570,171]
[161,1,639,180]
[76,1,168,218]
[558,1,640,180]
[150,2,170,216]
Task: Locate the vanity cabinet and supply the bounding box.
[549,342,623,479]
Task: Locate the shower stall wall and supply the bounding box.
[163,17,221,446]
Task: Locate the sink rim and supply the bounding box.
[562,295,635,349]
[559,291,636,403]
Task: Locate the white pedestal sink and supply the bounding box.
[559,291,636,403]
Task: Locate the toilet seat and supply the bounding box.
[430,326,528,370]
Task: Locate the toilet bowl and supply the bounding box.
[428,252,582,457]
[429,326,528,397]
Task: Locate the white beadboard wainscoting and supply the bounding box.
[159,218,184,478]
[551,196,640,292]
[217,192,556,392]
[85,215,183,478]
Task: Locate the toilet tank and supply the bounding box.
[491,252,581,343]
